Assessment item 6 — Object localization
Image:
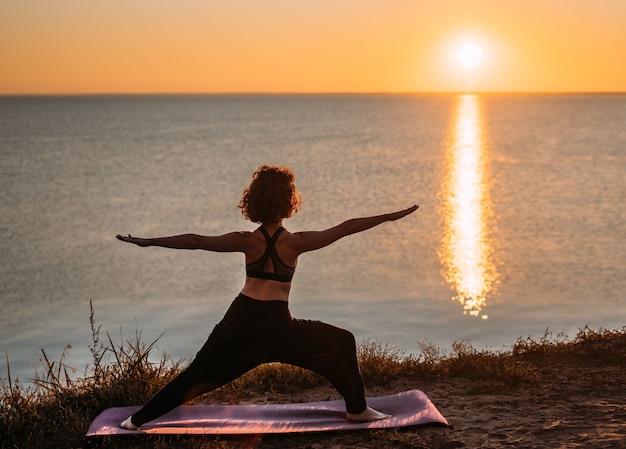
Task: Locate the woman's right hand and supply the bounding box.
[387,204,419,221]
[116,234,150,247]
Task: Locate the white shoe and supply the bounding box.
[346,406,391,422]
[120,416,140,430]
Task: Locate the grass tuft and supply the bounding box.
[357,339,419,385]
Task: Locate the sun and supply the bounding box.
[455,42,484,69]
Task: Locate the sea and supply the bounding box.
[1,94,625,383]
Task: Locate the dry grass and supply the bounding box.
[1,302,623,449]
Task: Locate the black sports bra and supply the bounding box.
[246,227,296,283]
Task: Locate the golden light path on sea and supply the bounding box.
[439,94,498,318]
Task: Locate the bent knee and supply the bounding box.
[335,327,357,350]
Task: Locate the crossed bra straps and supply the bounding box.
[245,227,296,283]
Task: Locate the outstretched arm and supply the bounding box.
[293,204,418,254]
[115,232,250,252]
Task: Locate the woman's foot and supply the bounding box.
[120,416,140,430]
[346,406,391,422]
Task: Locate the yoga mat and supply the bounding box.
[86,390,447,436]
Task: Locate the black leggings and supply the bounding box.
[131,294,367,426]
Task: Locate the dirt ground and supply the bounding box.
[208,335,626,448]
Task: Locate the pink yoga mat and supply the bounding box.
[86,389,447,436]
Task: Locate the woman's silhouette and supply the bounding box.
[116,165,418,429]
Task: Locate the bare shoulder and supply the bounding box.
[195,230,254,252]
[286,228,339,254]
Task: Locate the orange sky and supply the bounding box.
[2,0,625,94]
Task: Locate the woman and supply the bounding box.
[116,165,418,429]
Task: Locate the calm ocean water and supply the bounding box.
[1,94,625,382]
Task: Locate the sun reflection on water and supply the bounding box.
[439,94,498,318]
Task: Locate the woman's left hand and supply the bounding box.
[116,234,150,247]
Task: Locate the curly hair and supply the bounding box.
[238,165,302,223]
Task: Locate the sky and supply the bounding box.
[1,0,625,94]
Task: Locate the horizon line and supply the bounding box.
[1,90,625,97]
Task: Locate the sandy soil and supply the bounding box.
[212,335,626,448]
